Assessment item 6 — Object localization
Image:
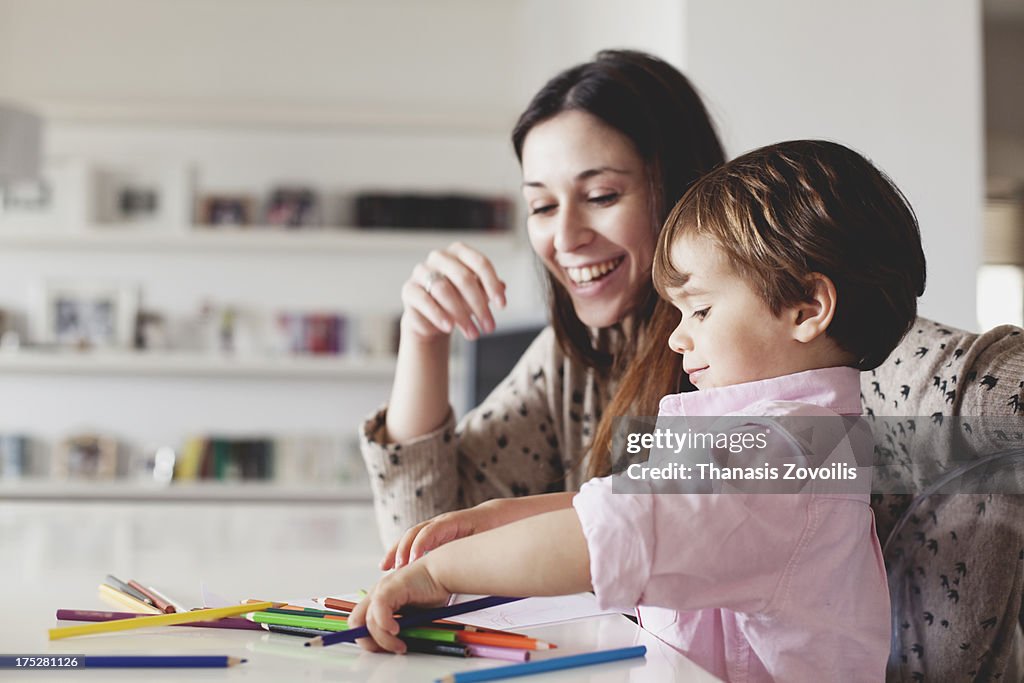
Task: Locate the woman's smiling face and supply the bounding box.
[520,110,656,329]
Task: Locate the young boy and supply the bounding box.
[348,140,926,682]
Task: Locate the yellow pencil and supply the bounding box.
[49,601,274,641]
[97,584,163,615]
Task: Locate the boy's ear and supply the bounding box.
[790,273,837,344]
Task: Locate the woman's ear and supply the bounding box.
[790,273,837,344]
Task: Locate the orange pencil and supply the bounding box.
[455,631,554,650]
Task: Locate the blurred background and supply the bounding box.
[0,0,1018,503]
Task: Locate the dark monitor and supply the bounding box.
[466,323,545,407]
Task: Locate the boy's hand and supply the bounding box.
[347,562,451,654]
[381,502,500,570]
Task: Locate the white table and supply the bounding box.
[0,500,720,681]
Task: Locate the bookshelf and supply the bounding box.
[0,226,520,254]
[0,81,533,502]
[0,479,373,503]
[0,349,397,381]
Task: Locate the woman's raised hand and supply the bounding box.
[380,504,498,571]
[400,242,507,341]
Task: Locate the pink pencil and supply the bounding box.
[467,644,531,662]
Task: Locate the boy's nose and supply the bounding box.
[668,324,692,355]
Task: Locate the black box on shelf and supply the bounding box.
[354,192,512,232]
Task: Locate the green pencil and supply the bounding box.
[251,612,348,631]
[250,612,458,641]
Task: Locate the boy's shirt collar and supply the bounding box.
[658,366,862,417]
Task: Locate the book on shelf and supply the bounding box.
[354,192,512,232]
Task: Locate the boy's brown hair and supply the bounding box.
[652,139,926,371]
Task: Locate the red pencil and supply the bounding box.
[127,581,175,613]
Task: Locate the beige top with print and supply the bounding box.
[359,326,616,546]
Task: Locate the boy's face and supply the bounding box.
[664,233,808,390]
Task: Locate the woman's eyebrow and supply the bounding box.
[576,166,631,181]
[522,166,631,188]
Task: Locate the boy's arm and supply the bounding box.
[350,507,591,653]
[427,506,591,596]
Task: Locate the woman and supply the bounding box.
[359,49,725,546]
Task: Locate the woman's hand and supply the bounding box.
[380,494,578,571]
[347,563,451,654]
[400,242,507,342]
[380,501,503,571]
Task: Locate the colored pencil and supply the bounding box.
[250,612,349,631]
[251,611,457,641]
[320,597,482,631]
[306,596,524,648]
[97,584,163,615]
[55,609,263,631]
[104,575,155,606]
[81,655,245,668]
[466,644,531,663]
[274,605,338,614]
[435,645,647,683]
[322,597,358,611]
[48,601,274,641]
[263,623,335,637]
[402,637,470,658]
[264,607,346,619]
[145,585,189,614]
[263,608,346,621]
[127,580,175,613]
[455,631,552,650]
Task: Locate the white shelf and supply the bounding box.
[37,98,515,134]
[0,226,520,253]
[0,479,373,503]
[0,350,396,380]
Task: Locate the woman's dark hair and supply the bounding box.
[511,49,725,478]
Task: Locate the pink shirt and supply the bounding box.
[573,367,890,682]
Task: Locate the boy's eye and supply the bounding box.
[692,307,710,320]
[529,204,556,216]
[588,193,619,206]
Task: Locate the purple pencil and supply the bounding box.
[467,644,531,662]
[306,595,525,647]
[55,609,264,631]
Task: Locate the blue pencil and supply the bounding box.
[435,645,647,683]
[83,655,246,668]
[304,595,523,647]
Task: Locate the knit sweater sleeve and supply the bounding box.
[359,326,571,547]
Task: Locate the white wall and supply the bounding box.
[0,0,683,459]
[985,19,1024,183]
[685,0,984,331]
[512,0,686,101]
[0,0,992,460]
[0,0,523,123]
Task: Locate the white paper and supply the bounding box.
[445,593,620,630]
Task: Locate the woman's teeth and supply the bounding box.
[566,257,623,285]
